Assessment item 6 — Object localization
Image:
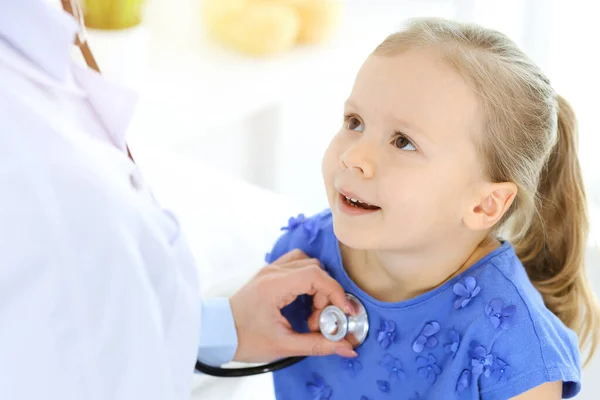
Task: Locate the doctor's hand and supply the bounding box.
[229,249,357,363]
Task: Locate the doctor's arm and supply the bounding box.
[197,249,356,366]
[197,297,238,366]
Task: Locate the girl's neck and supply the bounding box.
[340,236,501,303]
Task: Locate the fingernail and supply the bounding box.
[335,347,358,358]
[346,300,356,315]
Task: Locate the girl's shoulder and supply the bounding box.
[449,244,582,399]
[265,209,334,264]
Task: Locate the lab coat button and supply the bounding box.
[129,173,142,190]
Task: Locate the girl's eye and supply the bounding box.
[344,115,364,132]
[392,133,417,151]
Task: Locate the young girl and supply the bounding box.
[265,18,600,400]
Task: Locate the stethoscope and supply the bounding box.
[195,293,369,377]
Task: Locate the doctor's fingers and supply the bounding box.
[260,258,322,278]
[307,308,321,332]
[271,248,312,265]
[271,265,350,316]
[273,258,323,271]
[254,258,318,279]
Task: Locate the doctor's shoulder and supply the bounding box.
[265,209,334,264]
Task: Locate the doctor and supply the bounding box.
[0,0,356,399]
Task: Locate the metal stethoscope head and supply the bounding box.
[319,293,369,348]
[195,292,369,377]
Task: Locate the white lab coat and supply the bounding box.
[0,1,235,399]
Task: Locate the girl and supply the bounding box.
[265,18,600,399]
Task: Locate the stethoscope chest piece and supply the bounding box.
[319,293,369,348]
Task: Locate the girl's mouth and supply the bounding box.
[342,195,380,210]
[338,192,381,215]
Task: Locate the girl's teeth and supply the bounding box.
[343,194,380,210]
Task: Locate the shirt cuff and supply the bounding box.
[197,297,239,366]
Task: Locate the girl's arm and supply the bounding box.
[512,381,562,399]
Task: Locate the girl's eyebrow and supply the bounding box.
[388,113,433,144]
[344,99,433,144]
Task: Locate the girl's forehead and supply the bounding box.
[354,50,471,103]
[349,50,480,143]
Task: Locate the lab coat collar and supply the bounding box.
[0,0,138,152]
[72,64,138,152]
[0,0,79,83]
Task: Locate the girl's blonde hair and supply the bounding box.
[373,18,599,365]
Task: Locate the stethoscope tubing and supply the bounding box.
[195,356,306,377]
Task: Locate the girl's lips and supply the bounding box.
[338,190,380,208]
[338,192,381,215]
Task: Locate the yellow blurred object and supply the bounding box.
[294,0,342,44]
[209,4,300,56]
[82,0,145,30]
[201,0,342,56]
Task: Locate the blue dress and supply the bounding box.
[267,210,581,400]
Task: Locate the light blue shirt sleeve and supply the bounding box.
[197,298,239,366]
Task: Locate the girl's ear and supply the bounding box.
[464,182,517,230]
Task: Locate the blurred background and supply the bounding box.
[71,0,598,398]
